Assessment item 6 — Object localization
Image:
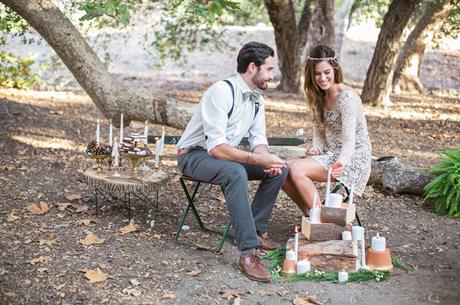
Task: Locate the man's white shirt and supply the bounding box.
[176,73,268,152]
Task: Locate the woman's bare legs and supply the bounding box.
[282,157,328,215]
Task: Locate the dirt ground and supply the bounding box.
[0,83,459,305]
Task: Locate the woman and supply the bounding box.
[283,45,372,215]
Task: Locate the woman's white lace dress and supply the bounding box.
[311,91,372,196]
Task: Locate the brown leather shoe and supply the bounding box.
[257,233,281,251]
[239,253,271,282]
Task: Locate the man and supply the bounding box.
[176,41,288,282]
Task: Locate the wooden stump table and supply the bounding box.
[83,168,168,220]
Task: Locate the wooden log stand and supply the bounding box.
[321,203,356,226]
[301,217,344,241]
[287,236,360,272]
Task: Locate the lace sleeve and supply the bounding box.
[337,94,358,165]
[312,124,325,149]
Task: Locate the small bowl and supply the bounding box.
[366,248,393,271]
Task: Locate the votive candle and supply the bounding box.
[296,260,311,275]
[371,232,386,252]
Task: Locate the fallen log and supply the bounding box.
[269,147,434,195]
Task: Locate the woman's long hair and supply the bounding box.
[304,45,344,125]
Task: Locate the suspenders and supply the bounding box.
[223,79,260,119]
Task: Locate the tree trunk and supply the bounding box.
[1,0,195,129]
[335,0,355,59]
[264,0,301,93]
[270,146,433,195]
[308,0,335,48]
[361,0,420,106]
[392,0,457,94]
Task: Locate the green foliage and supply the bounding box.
[263,248,393,283]
[0,50,38,89]
[424,145,460,218]
[78,0,135,26]
[0,4,38,89]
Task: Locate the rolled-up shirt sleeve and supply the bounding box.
[248,99,268,151]
[202,82,232,152]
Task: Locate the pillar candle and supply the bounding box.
[325,168,332,206]
[338,271,348,282]
[96,119,100,145]
[112,139,119,167]
[109,118,113,146]
[342,231,352,241]
[159,126,165,155]
[296,260,311,275]
[352,226,364,241]
[119,113,124,144]
[371,232,386,252]
[144,120,148,145]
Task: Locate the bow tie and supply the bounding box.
[243,90,261,103]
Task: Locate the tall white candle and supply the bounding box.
[159,126,165,155]
[154,138,161,168]
[310,208,321,224]
[348,183,355,205]
[112,139,119,167]
[325,168,332,206]
[119,113,124,144]
[371,232,386,252]
[312,193,317,208]
[96,119,100,145]
[109,118,113,146]
[144,120,148,145]
[294,226,299,262]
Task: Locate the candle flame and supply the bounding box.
[162,126,165,131]
[294,226,299,233]
[376,232,380,238]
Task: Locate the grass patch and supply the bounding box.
[264,248,412,283]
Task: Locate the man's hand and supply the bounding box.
[305,147,322,156]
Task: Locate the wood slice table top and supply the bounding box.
[83,168,168,193]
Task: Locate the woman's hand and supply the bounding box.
[305,147,322,156]
[331,162,344,179]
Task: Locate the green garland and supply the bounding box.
[263,248,412,283]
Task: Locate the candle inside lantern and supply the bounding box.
[285,249,296,261]
[296,259,311,275]
[294,226,299,262]
[144,120,149,145]
[325,168,332,206]
[371,232,386,252]
[109,118,113,146]
[352,226,364,241]
[342,231,352,241]
[338,271,348,282]
[119,113,124,144]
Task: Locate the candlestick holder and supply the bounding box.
[123,153,150,175]
[92,154,106,172]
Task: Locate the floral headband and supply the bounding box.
[307,55,339,67]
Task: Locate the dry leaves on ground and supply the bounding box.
[7,211,19,222]
[65,194,81,201]
[119,220,139,234]
[25,202,49,215]
[293,294,324,305]
[122,288,142,297]
[161,292,176,299]
[185,269,201,277]
[258,289,273,297]
[220,289,246,299]
[39,234,57,247]
[28,256,52,265]
[79,233,105,246]
[69,203,88,213]
[77,219,96,226]
[80,267,108,283]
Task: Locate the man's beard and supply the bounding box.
[252,73,268,90]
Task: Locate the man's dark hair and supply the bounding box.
[237,41,274,73]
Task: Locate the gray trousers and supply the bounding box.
[177,148,288,253]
